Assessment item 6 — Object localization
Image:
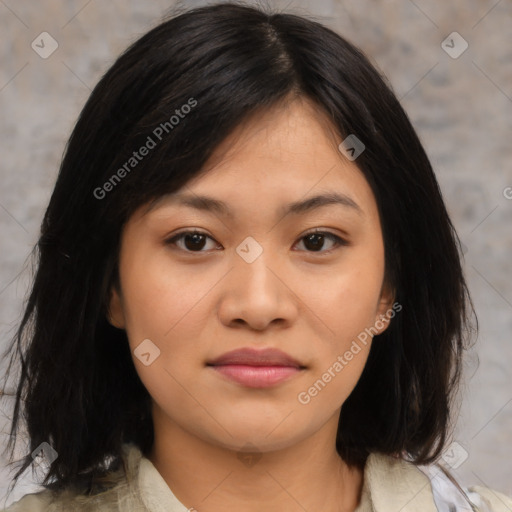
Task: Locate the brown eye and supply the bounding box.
[166,231,218,252]
[295,231,347,253]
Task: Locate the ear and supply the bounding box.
[373,278,396,336]
[107,284,126,329]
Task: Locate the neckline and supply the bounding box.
[122,443,435,512]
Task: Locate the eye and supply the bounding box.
[166,230,219,252]
[165,229,348,254]
[293,229,348,253]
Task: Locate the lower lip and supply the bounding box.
[209,364,302,388]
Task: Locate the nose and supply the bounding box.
[217,249,299,332]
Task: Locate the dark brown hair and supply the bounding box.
[1,0,476,501]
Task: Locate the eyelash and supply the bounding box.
[165,229,348,255]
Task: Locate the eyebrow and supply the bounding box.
[149,191,363,219]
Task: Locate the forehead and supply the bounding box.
[142,98,379,225]
[146,190,364,223]
[200,96,343,169]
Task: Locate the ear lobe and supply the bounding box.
[374,280,396,335]
[107,285,126,329]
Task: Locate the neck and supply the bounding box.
[147,409,364,512]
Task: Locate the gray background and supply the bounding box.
[1,0,511,507]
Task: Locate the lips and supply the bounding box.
[206,347,304,368]
[206,347,306,388]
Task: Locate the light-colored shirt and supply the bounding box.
[3,442,511,511]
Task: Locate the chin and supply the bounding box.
[204,418,305,451]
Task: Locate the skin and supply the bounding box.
[109,95,394,512]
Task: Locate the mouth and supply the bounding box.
[206,347,306,388]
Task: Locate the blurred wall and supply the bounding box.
[1,0,511,506]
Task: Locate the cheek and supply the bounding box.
[118,250,218,400]
[119,250,212,342]
[304,255,384,340]
[118,258,209,418]
[298,349,370,415]
[296,277,375,414]
[293,251,383,406]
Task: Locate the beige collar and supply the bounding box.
[123,443,439,512]
[358,452,438,512]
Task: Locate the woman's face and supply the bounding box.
[109,97,394,453]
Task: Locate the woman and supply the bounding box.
[1,2,510,511]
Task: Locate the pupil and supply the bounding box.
[305,233,324,251]
[185,233,205,251]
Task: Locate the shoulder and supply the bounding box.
[2,443,145,512]
[364,452,512,512]
[467,485,512,512]
[2,481,127,512]
[2,490,54,512]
